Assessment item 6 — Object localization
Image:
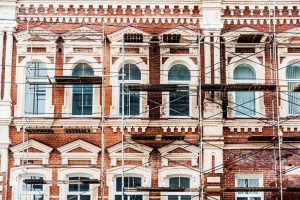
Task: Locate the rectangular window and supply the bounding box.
[236,177,262,200]
[168,177,191,200]
[72,85,93,115]
[119,85,140,116]
[67,177,91,200]
[288,82,300,115]
[115,177,142,200]
[25,84,46,115]
[235,91,255,116]
[21,176,44,200]
[169,88,189,116]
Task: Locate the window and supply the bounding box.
[168,64,190,116]
[67,176,91,200]
[168,177,191,200]
[286,63,300,115]
[236,177,262,200]
[25,62,47,115]
[72,63,94,115]
[115,177,142,200]
[119,64,141,116]
[233,64,256,116]
[20,175,44,200]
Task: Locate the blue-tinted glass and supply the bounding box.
[25,84,46,115]
[73,64,94,76]
[168,65,191,81]
[180,178,190,188]
[181,195,191,200]
[287,64,300,115]
[116,177,122,192]
[129,195,142,200]
[234,64,256,80]
[26,62,48,78]
[33,195,44,200]
[119,86,140,115]
[80,195,91,200]
[168,195,179,200]
[69,177,79,192]
[119,64,141,80]
[79,177,90,192]
[170,90,189,116]
[169,177,180,188]
[286,63,300,79]
[235,91,255,116]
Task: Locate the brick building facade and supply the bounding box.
[0,0,300,199]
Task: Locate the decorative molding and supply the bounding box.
[107,139,153,166]
[158,140,199,166]
[10,139,53,166]
[57,139,101,165]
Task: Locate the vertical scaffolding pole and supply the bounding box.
[121,33,125,200]
[101,22,106,200]
[197,33,204,200]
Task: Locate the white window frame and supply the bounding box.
[227,56,265,118]
[58,168,100,200]
[19,174,45,200]
[15,56,55,117]
[62,56,101,118]
[10,166,52,200]
[161,57,198,118]
[279,56,300,117]
[235,174,264,200]
[158,167,199,200]
[114,175,144,200]
[107,166,151,200]
[66,175,93,200]
[110,57,149,118]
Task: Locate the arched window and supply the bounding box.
[25,62,47,115]
[72,63,94,115]
[286,63,300,115]
[234,64,256,116]
[19,174,44,200]
[119,64,141,116]
[67,176,92,200]
[168,64,190,116]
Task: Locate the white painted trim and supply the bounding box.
[58,168,100,200]
[235,174,264,200]
[106,166,151,200]
[10,166,52,200]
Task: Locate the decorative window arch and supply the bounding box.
[161,57,198,118]
[10,166,52,200]
[62,57,101,117]
[107,166,151,200]
[119,64,142,116]
[158,167,199,200]
[15,56,54,117]
[233,64,256,117]
[227,56,265,118]
[110,57,149,118]
[58,168,100,200]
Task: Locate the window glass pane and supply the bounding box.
[286,63,300,79]
[116,177,122,192]
[120,86,140,116]
[237,179,246,187]
[68,195,78,200]
[80,195,91,200]
[25,84,46,115]
[69,177,79,192]
[72,85,93,115]
[237,198,247,200]
[119,64,141,80]
[73,64,94,76]
[115,195,122,200]
[170,90,189,116]
[234,64,256,80]
[79,177,90,192]
[26,63,48,78]
[250,198,261,200]
[248,179,259,187]
[168,64,191,81]
[235,91,255,116]
[168,195,179,200]
[133,177,141,187]
[169,177,179,188]
[288,82,300,115]
[24,176,43,192]
[180,178,190,188]
[129,195,142,200]
[33,195,44,200]
[181,195,191,200]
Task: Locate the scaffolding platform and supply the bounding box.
[49,76,102,85]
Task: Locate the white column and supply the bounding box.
[204,33,211,84]
[0,31,4,99]
[3,30,13,102]
[213,32,221,85]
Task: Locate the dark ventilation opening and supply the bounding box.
[124,33,143,43]
[131,134,156,140]
[237,34,263,43]
[163,34,181,43]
